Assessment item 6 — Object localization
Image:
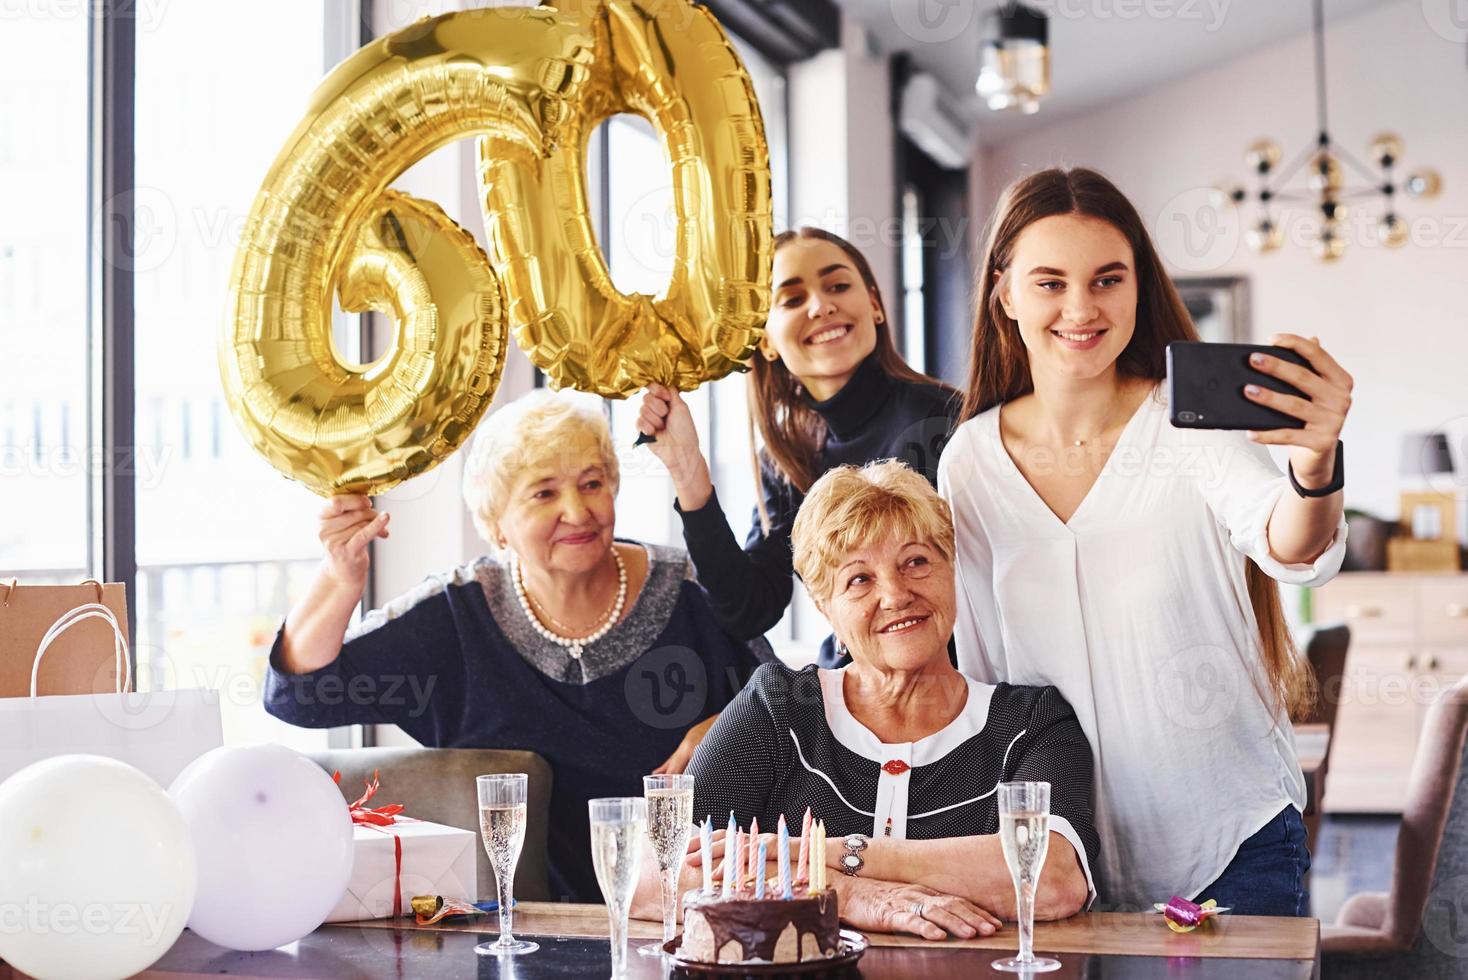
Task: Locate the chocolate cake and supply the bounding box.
[679,888,841,965]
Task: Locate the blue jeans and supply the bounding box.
[1196,806,1312,916]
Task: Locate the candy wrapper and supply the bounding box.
[1151,896,1230,932]
[411,895,511,926]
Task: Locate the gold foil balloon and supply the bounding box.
[222,2,773,496]
[478,1,772,397]
[1244,139,1282,174]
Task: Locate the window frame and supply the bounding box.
[78,2,368,748]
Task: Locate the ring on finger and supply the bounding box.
[910,901,924,918]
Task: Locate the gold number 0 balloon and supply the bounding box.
[221,1,772,497]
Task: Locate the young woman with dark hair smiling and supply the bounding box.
[939,167,1353,916]
[638,228,960,668]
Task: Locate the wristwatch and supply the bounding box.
[839,834,869,876]
[1287,441,1345,498]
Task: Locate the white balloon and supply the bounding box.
[0,754,196,980]
[168,744,353,951]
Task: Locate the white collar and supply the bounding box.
[818,667,996,768]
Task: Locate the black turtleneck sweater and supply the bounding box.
[675,354,961,667]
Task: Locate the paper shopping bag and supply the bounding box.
[0,596,223,789]
[1,579,131,697]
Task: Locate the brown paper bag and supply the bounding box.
[0,579,133,697]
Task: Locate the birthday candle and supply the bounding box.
[700,817,714,895]
[812,821,825,894]
[735,830,746,895]
[748,817,760,883]
[796,807,813,884]
[723,812,737,898]
[778,815,792,899]
[755,838,767,899]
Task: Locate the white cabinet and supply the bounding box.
[1312,572,1468,813]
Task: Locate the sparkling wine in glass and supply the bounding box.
[994,781,1060,973]
[590,797,647,979]
[476,773,538,956]
[640,774,694,956]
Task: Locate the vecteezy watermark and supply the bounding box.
[625,645,708,730]
[1154,186,1242,273]
[95,185,178,274]
[0,444,174,491]
[1152,643,1243,732]
[0,898,178,948]
[1423,873,1468,958]
[1420,0,1468,42]
[885,0,1232,46]
[0,0,173,31]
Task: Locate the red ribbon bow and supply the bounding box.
[334,769,409,917]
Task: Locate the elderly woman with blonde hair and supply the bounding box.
[264,389,772,902]
[641,460,1097,938]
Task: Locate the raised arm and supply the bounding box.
[266,495,448,734]
[638,385,796,638]
[278,494,388,674]
[1239,333,1351,565]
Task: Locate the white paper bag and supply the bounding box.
[326,819,479,922]
[0,602,223,789]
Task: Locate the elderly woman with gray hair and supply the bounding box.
[646,460,1098,938]
[264,390,772,902]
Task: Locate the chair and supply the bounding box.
[1321,674,1468,979]
[308,746,554,903]
[1299,623,1351,847]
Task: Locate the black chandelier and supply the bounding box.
[1220,0,1441,261]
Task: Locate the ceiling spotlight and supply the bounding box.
[976,3,1049,115]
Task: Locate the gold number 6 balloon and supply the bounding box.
[221,0,772,497]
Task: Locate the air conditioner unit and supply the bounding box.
[899,73,972,170]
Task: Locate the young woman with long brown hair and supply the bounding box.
[939,168,1352,916]
[638,228,960,668]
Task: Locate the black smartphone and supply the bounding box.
[1166,341,1314,431]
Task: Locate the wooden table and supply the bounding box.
[3,902,1319,979]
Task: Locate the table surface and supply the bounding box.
[0,902,1320,979]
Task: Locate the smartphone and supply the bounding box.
[1166,341,1314,431]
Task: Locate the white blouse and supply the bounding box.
[937,385,1347,909]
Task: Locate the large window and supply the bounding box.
[129,2,365,749]
[1,3,363,749]
[0,12,89,584]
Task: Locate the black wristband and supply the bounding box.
[1287,441,1345,498]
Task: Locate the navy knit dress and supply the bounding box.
[263,542,772,902]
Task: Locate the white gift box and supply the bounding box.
[326,818,479,922]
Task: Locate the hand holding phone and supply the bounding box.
[1167,335,1355,487]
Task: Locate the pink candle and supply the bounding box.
[748,817,760,883]
[734,830,745,894]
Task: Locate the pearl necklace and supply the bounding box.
[511,548,627,660]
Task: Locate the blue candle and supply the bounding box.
[700,817,714,895]
[778,815,792,899]
[755,838,767,899]
[722,812,737,898]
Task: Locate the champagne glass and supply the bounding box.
[476,774,538,956]
[640,774,694,956]
[590,797,647,979]
[994,781,1061,973]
